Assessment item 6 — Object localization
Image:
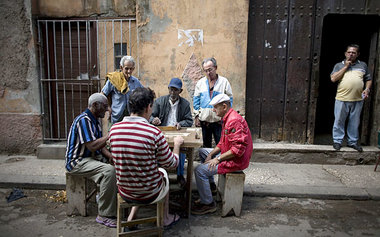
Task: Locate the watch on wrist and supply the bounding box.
[217,157,221,162]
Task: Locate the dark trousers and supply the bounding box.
[200,121,222,148]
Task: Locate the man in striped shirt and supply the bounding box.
[65,93,118,228]
[109,87,184,229]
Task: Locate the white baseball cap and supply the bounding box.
[209,94,230,106]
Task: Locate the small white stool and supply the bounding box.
[217,171,245,217]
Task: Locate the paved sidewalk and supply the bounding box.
[0,155,379,200]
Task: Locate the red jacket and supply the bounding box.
[217,108,253,174]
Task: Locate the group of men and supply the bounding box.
[65,56,253,229]
[64,43,372,230]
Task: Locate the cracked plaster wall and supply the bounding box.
[136,0,249,114]
[0,0,41,154]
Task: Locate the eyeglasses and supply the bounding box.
[203,67,215,73]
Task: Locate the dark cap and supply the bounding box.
[168,78,182,89]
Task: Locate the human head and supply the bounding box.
[202,57,218,80]
[128,87,156,116]
[120,55,135,79]
[345,44,360,62]
[168,78,183,102]
[209,93,231,118]
[88,93,108,118]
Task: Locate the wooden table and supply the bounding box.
[160,127,203,217]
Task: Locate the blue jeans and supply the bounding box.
[177,153,186,176]
[333,99,363,145]
[194,148,220,205]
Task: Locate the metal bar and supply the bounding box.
[45,21,53,138]
[104,22,107,74]
[37,21,46,140]
[69,21,73,78]
[86,21,90,98]
[136,19,139,77]
[61,21,67,137]
[69,21,74,120]
[120,20,123,56]
[77,22,82,112]
[129,20,131,55]
[96,21,100,78]
[53,21,61,138]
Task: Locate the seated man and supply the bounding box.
[150,77,193,188]
[108,87,184,229]
[65,93,117,228]
[192,94,253,215]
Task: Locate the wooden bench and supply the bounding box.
[217,171,245,217]
[66,173,97,216]
[117,194,164,237]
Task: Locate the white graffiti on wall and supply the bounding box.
[178,29,203,47]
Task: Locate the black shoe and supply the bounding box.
[333,143,341,151]
[191,201,217,215]
[347,144,363,152]
[177,175,186,189]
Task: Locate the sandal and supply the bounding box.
[96,215,117,228]
[164,214,180,230]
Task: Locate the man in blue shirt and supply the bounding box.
[102,55,144,124]
[65,93,117,228]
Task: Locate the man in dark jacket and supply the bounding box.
[150,78,193,188]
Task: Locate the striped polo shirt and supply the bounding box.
[108,116,179,202]
[65,109,102,171]
[331,60,371,101]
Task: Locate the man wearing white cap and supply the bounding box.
[192,94,253,215]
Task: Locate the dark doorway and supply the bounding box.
[314,14,379,145]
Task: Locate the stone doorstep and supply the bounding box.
[36,143,379,165]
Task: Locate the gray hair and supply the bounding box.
[88,93,107,107]
[202,57,217,67]
[120,55,135,67]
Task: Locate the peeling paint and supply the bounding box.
[178,29,203,47]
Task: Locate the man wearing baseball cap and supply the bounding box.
[192,93,253,215]
[150,77,193,188]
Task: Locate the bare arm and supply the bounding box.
[84,136,107,152]
[331,61,350,83]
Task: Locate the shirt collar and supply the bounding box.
[222,108,233,123]
[84,108,99,125]
[122,115,149,124]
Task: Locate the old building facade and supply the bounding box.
[0,0,379,154]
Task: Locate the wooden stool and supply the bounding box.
[217,171,245,217]
[66,173,97,216]
[374,154,380,172]
[117,194,164,237]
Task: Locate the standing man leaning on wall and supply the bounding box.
[330,44,372,152]
[193,57,233,148]
[102,55,144,125]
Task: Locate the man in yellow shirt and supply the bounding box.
[330,44,372,152]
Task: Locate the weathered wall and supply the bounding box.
[35,0,136,17]
[0,0,41,154]
[136,0,249,114]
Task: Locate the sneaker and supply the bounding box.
[333,143,341,151]
[347,144,363,152]
[96,215,117,228]
[210,182,217,195]
[191,201,217,215]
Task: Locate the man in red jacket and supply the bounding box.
[192,93,253,215]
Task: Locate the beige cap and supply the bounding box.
[209,94,230,106]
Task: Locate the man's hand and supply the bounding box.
[173,136,184,146]
[152,117,161,125]
[195,116,201,127]
[205,157,219,171]
[205,153,213,163]
[176,123,182,130]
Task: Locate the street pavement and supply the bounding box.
[0,154,379,200]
